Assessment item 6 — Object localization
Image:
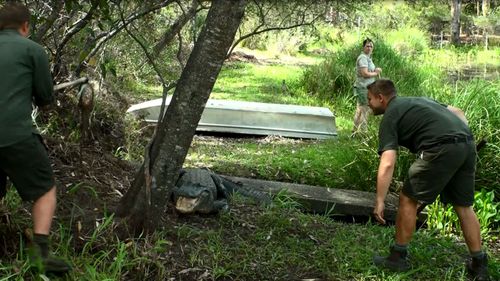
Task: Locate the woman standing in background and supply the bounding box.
[352,38,382,136]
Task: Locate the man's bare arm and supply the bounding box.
[373,149,397,224]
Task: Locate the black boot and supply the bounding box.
[373,245,411,272]
[466,253,490,281]
[30,234,72,275]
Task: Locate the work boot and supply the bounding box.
[466,253,490,281]
[29,234,72,275]
[373,245,411,272]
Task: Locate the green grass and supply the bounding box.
[212,61,331,107]
[1,193,498,280]
[186,135,380,191]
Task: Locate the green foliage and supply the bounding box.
[3,201,499,280]
[427,190,500,239]
[298,39,427,102]
[384,27,430,58]
[361,1,424,31]
[116,115,152,162]
[298,46,357,100]
[445,79,500,194]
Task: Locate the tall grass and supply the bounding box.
[298,39,428,112]
[443,79,500,194]
[2,197,497,281]
[297,37,499,194]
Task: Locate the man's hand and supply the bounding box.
[373,200,386,224]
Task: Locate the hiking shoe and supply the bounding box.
[30,254,72,275]
[373,245,411,272]
[466,253,490,281]
[28,244,72,275]
[42,256,72,275]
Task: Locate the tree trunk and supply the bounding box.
[482,0,490,16]
[116,0,247,234]
[450,0,461,45]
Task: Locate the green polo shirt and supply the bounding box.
[378,96,472,154]
[0,29,54,147]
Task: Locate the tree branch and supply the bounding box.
[152,0,203,57]
[53,0,100,78]
[75,0,175,76]
[31,0,64,43]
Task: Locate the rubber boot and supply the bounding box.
[466,253,490,281]
[30,234,72,275]
[373,245,411,272]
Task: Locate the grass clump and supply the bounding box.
[3,194,498,280]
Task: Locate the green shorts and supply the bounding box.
[354,86,368,106]
[0,134,55,201]
[402,141,476,206]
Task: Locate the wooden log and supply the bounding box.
[53,77,88,91]
[223,176,427,222]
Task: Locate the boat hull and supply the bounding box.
[127,97,337,139]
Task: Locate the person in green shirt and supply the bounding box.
[367,79,489,281]
[0,2,70,274]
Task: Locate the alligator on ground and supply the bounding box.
[171,168,272,214]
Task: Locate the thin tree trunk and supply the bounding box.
[482,0,490,16]
[116,0,247,234]
[450,0,461,45]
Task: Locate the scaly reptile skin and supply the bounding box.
[171,168,272,214]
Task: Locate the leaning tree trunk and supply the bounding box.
[450,0,461,45]
[116,0,247,234]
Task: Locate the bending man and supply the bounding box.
[367,79,489,281]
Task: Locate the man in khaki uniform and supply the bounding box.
[0,2,70,274]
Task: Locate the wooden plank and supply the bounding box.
[223,176,427,222]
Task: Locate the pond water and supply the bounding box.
[447,64,500,82]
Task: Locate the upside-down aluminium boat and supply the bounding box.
[126,96,337,139]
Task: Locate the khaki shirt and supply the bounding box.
[0,29,53,147]
[354,52,376,89]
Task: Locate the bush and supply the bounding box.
[427,190,500,238]
[384,27,430,58]
[444,79,500,196]
[298,39,427,101]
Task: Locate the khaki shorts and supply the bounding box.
[402,141,476,206]
[354,86,368,105]
[0,134,55,201]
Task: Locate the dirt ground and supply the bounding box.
[0,135,269,280]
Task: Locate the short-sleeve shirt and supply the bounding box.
[354,52,376,89]
[0,29,54,147]
[378,96,472,154]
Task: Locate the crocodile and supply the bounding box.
[171,168,272,214]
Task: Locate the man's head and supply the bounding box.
[362,38,374,55]
[367,79,397,115]
[0,2,30,37]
